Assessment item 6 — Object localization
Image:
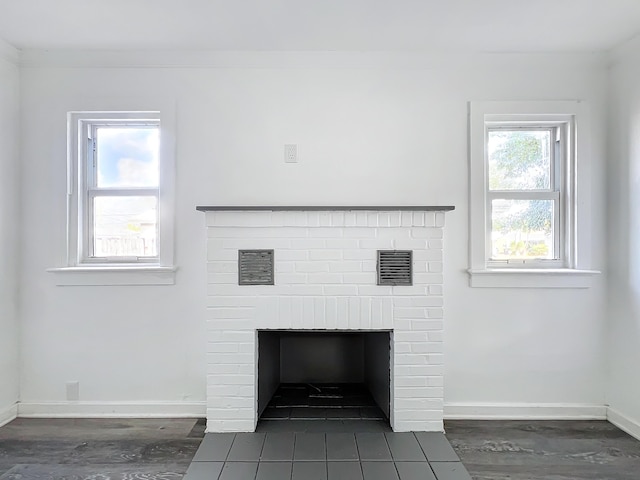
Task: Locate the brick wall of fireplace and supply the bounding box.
[202,208,450,432]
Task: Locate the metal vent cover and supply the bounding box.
[377,250,413,286]
[238,250,274,285]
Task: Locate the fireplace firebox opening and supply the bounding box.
[257,330,391,424]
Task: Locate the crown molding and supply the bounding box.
[18,49,607,70]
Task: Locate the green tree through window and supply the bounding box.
[488,129,556,260]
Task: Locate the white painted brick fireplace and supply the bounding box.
[199,206,453,433]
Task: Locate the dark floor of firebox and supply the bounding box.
[260,383,387,421]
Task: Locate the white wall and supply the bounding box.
[606,39,640,435]
[17,51,608,416]
[0,45,20,424]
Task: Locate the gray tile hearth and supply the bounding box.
[293,433,326,461]
[226,433,266,462]
[218,461,258,480]
[191,433,234,462]
[430,462,473,480]
[183,461,224,479]
[292,461,327,480]
[386,432,427,461]
[185,430,470,480]
[327,461,364,479]
[355,432,393,461]
[396,462,437,480]
[415,431,461,462]
[256,461,292,480]
[326,433,359,460]
[260,433,295,461]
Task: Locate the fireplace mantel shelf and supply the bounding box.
[196,205,455,212]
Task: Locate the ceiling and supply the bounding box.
[1,0,639,53]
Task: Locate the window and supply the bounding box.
[52,110,176,286]
[468,101,598,288]
[85,120,160,262]
[487,126,565,267]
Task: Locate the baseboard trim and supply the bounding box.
[0,402,18,427]
[16,402,631,428]
[444,402,607,420]
[18,401,206,418]
[607,407,640,441]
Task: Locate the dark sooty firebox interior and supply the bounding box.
[258,330,391,422]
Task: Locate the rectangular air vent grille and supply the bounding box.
[377,250,413,286]
[238,250,274,285]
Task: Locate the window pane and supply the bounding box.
[93,196,157,257]
[491,199,554,260]
[488,130,551,190]
[96,127,159,187]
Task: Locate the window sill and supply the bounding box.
[467,268,600,288]
[47,266,177,286]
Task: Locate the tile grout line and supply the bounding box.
[254,432,267,480]
[413,431,446,479]
[216,433,237,480]
[353,432,366,479]
[224,433,237,463]
[324,432,328,478]
[382,431,402,480]
[290,432,297,480]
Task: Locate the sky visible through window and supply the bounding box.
[93,127,159,258]
[96,127,159,187]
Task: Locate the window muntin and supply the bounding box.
[485,124,566,268]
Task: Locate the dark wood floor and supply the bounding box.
[0,417,205,479]
[0,418,638,479]
[446,420,640,480]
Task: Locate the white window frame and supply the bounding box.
[50,108,176,286]
[468,101,599,288]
